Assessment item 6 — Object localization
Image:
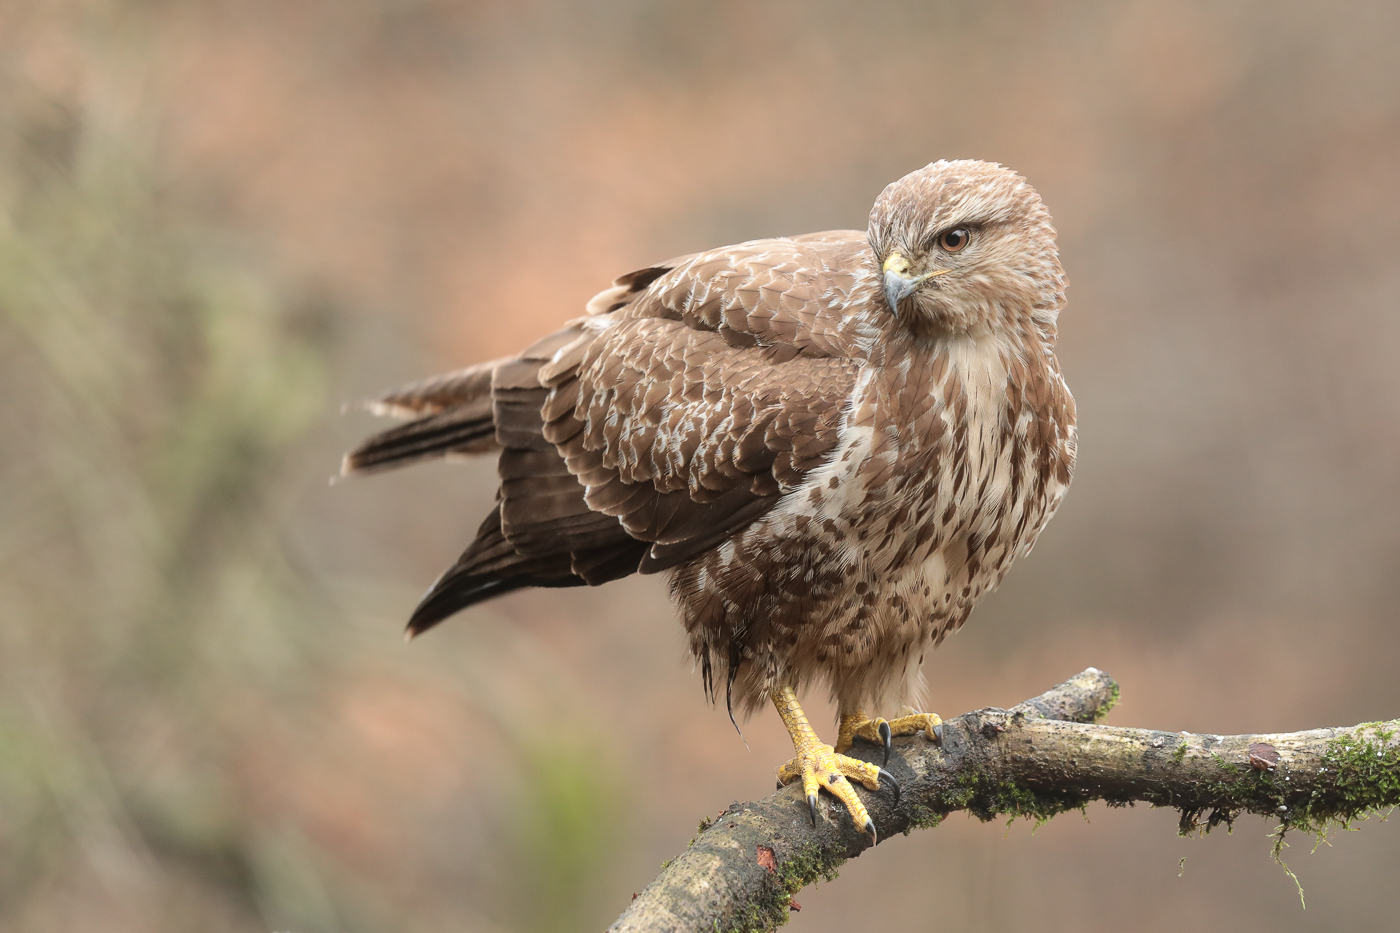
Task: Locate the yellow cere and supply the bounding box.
[882,252,910,275]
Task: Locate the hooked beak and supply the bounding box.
[881,252,948,316]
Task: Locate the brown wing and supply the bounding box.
[538,317,861,574]
[344,233,872,633]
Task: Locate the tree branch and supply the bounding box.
[609,668,1400,933]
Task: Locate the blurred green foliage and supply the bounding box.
[0,33,343,932]
[513,736,624,933]
[0,15,630,930]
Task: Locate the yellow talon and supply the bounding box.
[835,707,942,764]
[770,686,899,841]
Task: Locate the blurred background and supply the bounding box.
[2,1,1398,931]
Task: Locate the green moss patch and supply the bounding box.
[729,841,842,933]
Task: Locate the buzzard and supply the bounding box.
[344,160,1076,840]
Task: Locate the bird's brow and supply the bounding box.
[920,218,989,251]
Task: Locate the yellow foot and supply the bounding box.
[835,707,943,765]
[776,741,899,840]
[769,686,900,842]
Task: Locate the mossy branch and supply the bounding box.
[608,668,1400,933]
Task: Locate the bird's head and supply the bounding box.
[867,160,1065,338]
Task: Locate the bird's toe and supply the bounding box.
[836,710,943,760]
[777,743,890,842]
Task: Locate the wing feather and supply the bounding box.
[538,233,871,573]
[351,231,877,632]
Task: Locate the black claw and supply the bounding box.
[777,779,784,790]
[877,767,901,805]
[878,720,893,766]
[808,794,818,826]
[864,818,878,844]
[933,723,945,744]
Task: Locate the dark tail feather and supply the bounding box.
[343,403,495,475]
[407,573,585,636]
[405,505,585,636]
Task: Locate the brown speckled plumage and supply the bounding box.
[345,160,1075,726]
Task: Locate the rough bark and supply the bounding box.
[609,668,1400,933]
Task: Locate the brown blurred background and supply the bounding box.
[2,1,1398,931]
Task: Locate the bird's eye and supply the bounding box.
[938,227,970,252]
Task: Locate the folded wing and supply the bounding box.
[343,232,873,633]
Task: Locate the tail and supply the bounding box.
[341,359,504,476]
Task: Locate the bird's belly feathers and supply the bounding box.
[675,335,1074,713]
[753,345,1065,707]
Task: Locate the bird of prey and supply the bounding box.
[344,160,1076,840]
